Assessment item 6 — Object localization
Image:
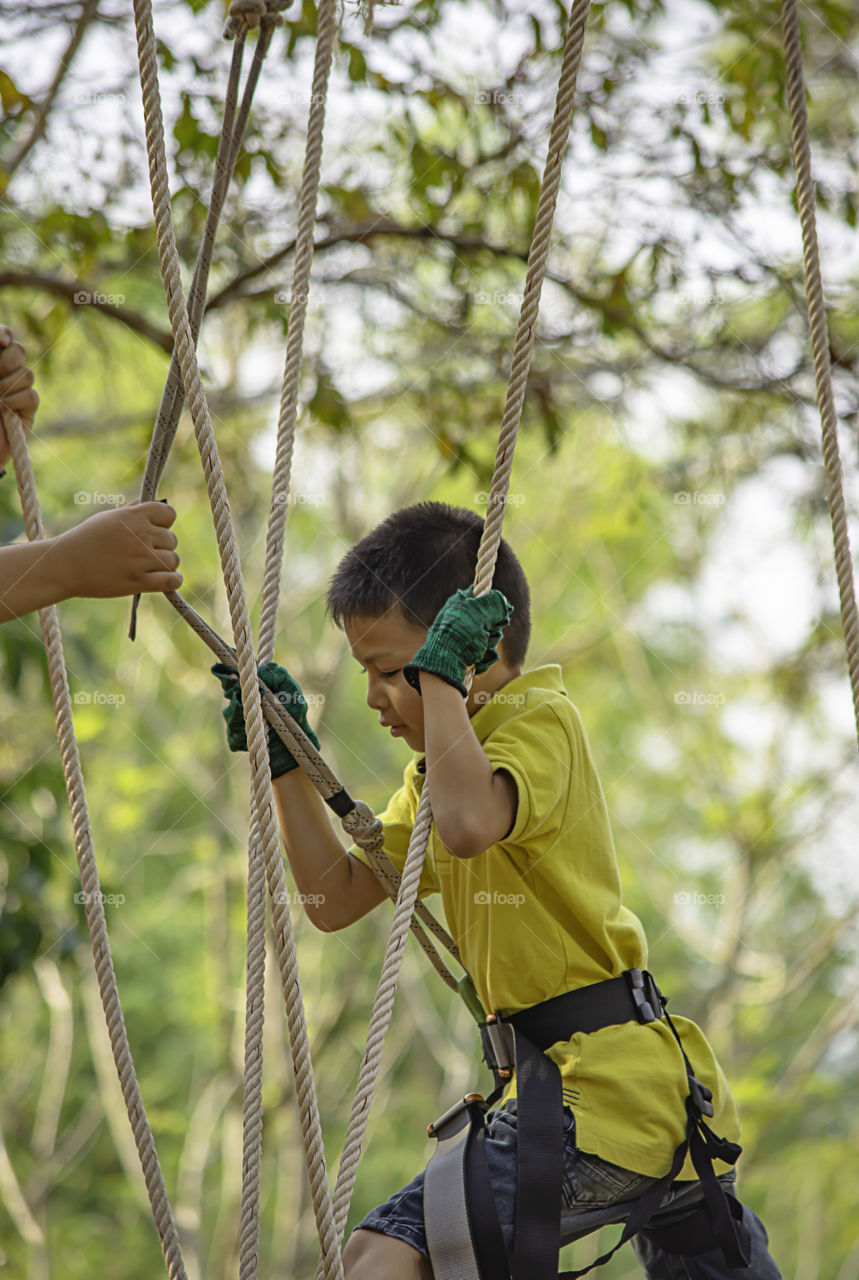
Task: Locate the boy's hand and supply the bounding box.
[211,660,320,777]
[0,326,39,467]
[57,502,182,597]
[404,586,513,696]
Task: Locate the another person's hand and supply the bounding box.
[211,660,320,777]
[0,326,39,468]
[404,586,513,696]
[57,502,183,597]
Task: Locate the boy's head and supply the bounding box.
[327,502,531,751]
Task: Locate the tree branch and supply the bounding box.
[0,270,173,352]
[3,0,101,183]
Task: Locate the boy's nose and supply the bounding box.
[365,677,387,711]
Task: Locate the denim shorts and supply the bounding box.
[353,1100,781,1279]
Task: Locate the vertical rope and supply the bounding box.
[321,1,594,1262]
[257,0,339,663]
[779,0,859,746]
[130,1,342,1275]
[5,412,188,1280]
[320,786,436,1272]
[473,0,592,596]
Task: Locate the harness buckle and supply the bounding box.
[688,1074,715,1119]
[479,1014,515,1078]
[427,1092,485,1140]
[626,968,664,1024]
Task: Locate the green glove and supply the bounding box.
[403,586,514,696]
[211,660,320,778]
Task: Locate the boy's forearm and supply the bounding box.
[271,767,386,929]
[421,674,515,857]
[0,538,67,622]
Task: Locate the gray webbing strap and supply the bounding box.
[424,1099,483,1280]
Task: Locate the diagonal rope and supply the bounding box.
[167,588,463,986]
[130,1,342,1276]
[5,411,188,1280]
[129,7,280,641]
[779,0,859,749]
[320,0,594,1262]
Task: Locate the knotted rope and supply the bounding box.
[5,411,188,1280]
[130,1,342,1276]
[779,0,859,748]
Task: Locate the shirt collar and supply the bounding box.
[414,665,566,771]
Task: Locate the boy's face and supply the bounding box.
[344,610,430,752]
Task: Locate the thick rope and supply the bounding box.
[257,0,339,663]
[321,0,595,1260]
[5,412,188,1280]
[474,0,591,594]
[320,785,437,1271]
[779,0,859,747]
[130,3,342,1276]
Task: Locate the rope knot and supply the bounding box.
[223,0,267,39]
[341,801,384,851]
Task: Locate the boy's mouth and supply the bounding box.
[380,720,407,737]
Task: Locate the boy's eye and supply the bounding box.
[379,669,400,680]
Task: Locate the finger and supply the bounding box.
[139,569,183,593]
[152,531,178,551]
[0,326,16,348]
[0,342,29,378]
[0,388,39,416]
[140,500,177,526]
[152,547,181,568]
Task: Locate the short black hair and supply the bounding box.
[327,502,531,667]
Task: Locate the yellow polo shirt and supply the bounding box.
[352,665,740,1178]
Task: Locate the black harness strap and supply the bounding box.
[511,1029,564,1280]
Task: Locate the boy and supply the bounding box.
[0,326,183,621]
[214,503,781,1279]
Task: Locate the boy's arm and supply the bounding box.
[421,672,517,859]
[271,768,388,931]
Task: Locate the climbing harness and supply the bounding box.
[424,971,750,1280]
[5,0,858,1274]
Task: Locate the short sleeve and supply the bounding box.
[482,701,573,849]
[349,773,441,900]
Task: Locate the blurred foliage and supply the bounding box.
[1,0,859,1276]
